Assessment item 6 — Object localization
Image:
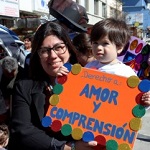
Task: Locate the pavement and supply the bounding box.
[133,108,150,150]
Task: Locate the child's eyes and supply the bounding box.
[92,41,98,45]
[92,41,110,46]
[103,42,109,45]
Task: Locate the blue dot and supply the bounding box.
[82,131,94,142]
[41,116,52,127]
[64,63,72,72]
[138,79,150,92]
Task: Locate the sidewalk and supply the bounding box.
[133,108,150,150]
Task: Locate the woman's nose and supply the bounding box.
[48,49,58,58]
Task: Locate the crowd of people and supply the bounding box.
[0,0,150,150]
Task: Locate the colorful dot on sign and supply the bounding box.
[127,76,140,88]
[130,39,138,50]
[71,128,83,140]
[41,116,52,127]
[49,94,59,106]
[94,135,106,146]
[142,45,149,55]
[129,117,141,131]
[135,92,144,105]
[61,124,72,136]
[132,104,146,118]
[144,67,150,77]
[82,131,94,142]
[141,62,148,69]
[56,75,67,85]
[138,79,150,92]
[135,43,143,53]
[53,84,63,94]
[118,143,131,150]
[51,120,62,132]
[106,140,118,150]
[71,64,82,75]
[135,53,143,64]
[64,62,72,72]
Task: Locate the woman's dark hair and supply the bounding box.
[72,33,92,55]
[91,18,131,48]
[29,21,77,80]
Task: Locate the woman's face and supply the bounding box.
[39,35,70,77]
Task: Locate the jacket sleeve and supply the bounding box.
[10,80,67,150]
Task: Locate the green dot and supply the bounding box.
[53,84,63,94]
[141,46,149,55]
[132,105,146,118]
[61,124,72,136]
[106,140,118,150]
[141,62,148,69]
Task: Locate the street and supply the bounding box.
[133,108,150,150]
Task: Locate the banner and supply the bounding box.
[43,64,148,150]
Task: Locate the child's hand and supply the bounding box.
[141,91,150,106]
[56,66,69,76]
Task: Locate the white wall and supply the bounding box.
[19,0,33,12]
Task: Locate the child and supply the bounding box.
[0,124,9,150]
[84,18,150,106]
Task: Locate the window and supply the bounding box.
[84,0,89,12]
[102,2,106,18]
[94,0,98,15]
[76,0,79,4]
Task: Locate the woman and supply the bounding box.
[72,33,95,66]
[23,34,33,55]
[9,22,97,150]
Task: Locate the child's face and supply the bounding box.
[91,36,122,64]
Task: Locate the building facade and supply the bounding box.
[0,0,122,37]
[122,0,150,39]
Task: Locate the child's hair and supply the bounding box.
[91,18,131,48]
[0,124,9,147]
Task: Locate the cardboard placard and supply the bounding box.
[44,66,146,150]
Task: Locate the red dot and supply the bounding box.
[135,92,144,105]
[94,135,106,146]
[56,75,67,84]
[51,120,62,132]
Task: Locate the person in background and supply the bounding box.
[0,56,19,124]
[9,21,97,150]
[72,33,95,66]
[23,34,33,55]
[48,0,89,39]
[20,34,33,78]
[0,124,9,150]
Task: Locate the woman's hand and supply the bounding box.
[64,140,98,150]
[56,66,69,76]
